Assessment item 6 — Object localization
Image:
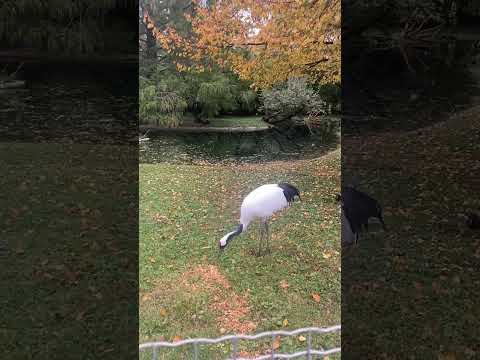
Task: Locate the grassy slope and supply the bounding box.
[342,106,480,358]
[0,143,138,359]
[140,149,341,359]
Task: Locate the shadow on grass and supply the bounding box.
[0,142,138,358]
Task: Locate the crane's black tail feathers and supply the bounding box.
[278,183,301,203]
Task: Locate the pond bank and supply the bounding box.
[140,124,273,134]
[140,115,272,133]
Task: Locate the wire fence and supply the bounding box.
[139,325,341,360]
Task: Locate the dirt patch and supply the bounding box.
[146,264,257,334]
[180,264,231,292]
[213,292,257,334]
[181,265,257,334]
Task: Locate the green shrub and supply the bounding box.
[260,77,329,119]
[261,77,339,137]
[238,90,258,114]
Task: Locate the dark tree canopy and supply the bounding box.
[0,0,137,56]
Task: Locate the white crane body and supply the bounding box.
[240,184,288,228]
[219,183,300,255]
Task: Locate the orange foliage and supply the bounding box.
[143,9,161,38]
[158,0,340,88]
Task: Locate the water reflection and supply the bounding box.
[139,132,338,164]
[0,63,137,144]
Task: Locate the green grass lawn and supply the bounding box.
[205,116,267,128]
[139,149,341,359]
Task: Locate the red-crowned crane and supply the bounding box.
[219,183,301,256]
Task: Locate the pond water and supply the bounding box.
[139,131,338,164]
[0,62,137,144]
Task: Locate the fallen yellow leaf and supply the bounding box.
[159,308,167,317]
[282,319,289,327]
[438,352,456,360]
[298,335,306,342]
[322,252,331,259]
[141,294,152,302]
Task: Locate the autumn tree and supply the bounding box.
[139,0,195,62]
[139,0,261,126]
[159,0,340,89]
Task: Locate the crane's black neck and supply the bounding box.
[221,224,243,250]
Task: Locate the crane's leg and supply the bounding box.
[265,220,271,254]
[257,220,265,256]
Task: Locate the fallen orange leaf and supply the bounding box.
[312,293,321,303]
[272,336,281,350]
[172,335,182,342]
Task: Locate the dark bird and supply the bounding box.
[336,186,386,244]
[466,212,480,229]
[219,183,301,255]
